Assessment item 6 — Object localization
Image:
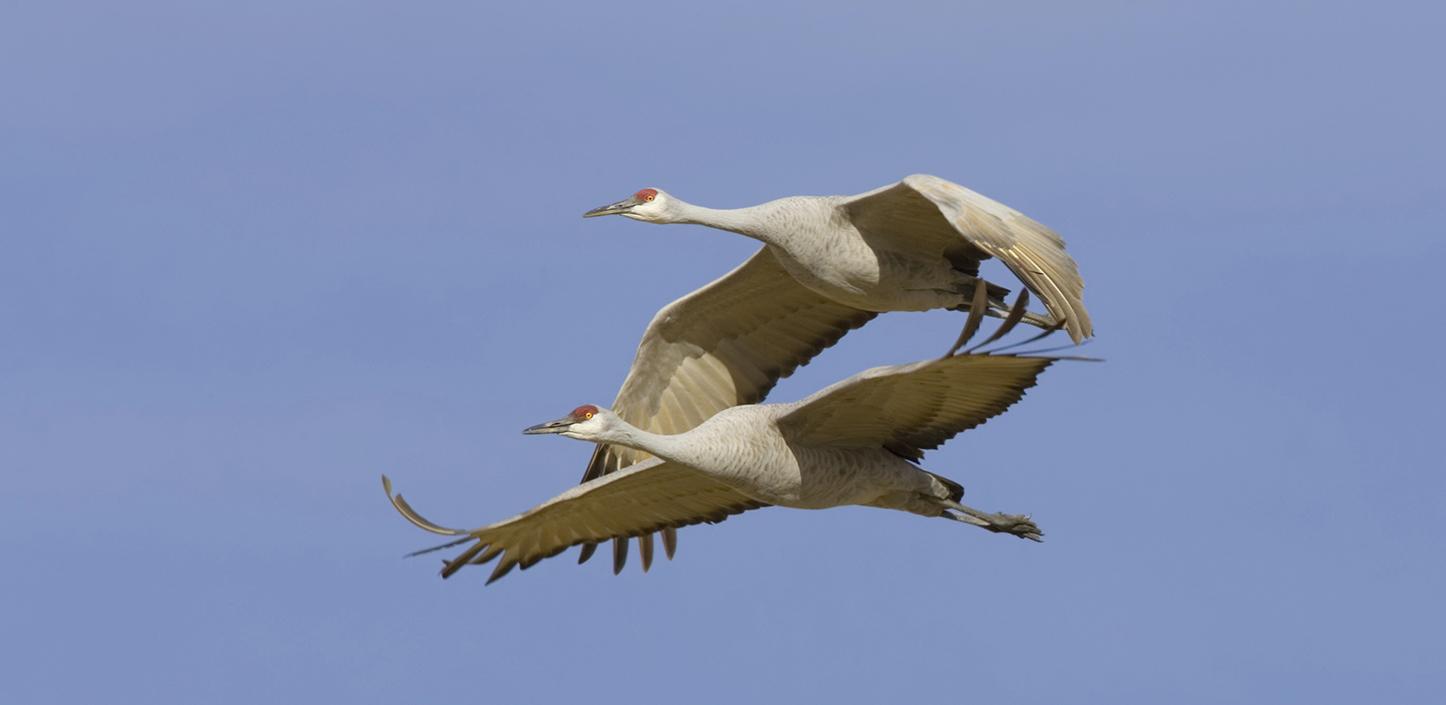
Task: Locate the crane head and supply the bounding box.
[523,404,618,441]
[582,188,673,221]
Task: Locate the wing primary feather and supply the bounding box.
[611,537,628,575]
[858,175,1091,342]
[486,558,517,585]
[981,318,1066,354]
[572,249,878,567]
[1023,353,1104,362]
[639,533,655,572]
[579,444,609,484]
[969,288,1031,352]
[405,536,474,558]
[382,475,469,536]
[776,350,1069,461]
[577,447,616,565]
[395,459,773,585]
[1007,342,1104,359]
[471,544,503,566]
[441,541,489,579]
[945,279,991,357]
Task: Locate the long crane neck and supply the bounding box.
[595,420,704,469]
[671,200,781,244]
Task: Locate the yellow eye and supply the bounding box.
[644,194,655,202]
[584,412,594,419]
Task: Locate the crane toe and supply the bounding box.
[983,512,1043,541]
[943,500,1044,541]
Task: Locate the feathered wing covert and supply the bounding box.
[384,461,766,585]
[386,348,1068,586]
[843,174,1092,343]
[776,353,1055,461]
[578,248,874,571]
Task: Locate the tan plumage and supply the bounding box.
[576,249,874,571]
[572,174,1094,572]
[386,327,1082,586]
[843,174,1093,343]
[385,463,767,585]
[777,354,1055,461]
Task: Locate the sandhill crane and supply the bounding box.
[384,306,1082,585]
[574,174,1092,572]
[584,174,1091,341]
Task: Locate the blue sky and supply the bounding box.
[3,1,1443,703]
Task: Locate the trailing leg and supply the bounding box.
[942,499,1043,542]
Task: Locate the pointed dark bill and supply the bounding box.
[582,194,645,218]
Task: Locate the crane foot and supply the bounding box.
[979,512,1043,542]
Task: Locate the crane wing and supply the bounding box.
[775,353,1055,461]
[384,460,767,585]
[842,174,1092,343]
[579,246,875,571]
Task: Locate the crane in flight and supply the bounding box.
[584,174,1090,341]
[385,297,1085,586]
[573,175,1092,573]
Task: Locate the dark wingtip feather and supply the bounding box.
[485,557,517,585]
[441,541,488,579]
[405,535,473,558]
[383,474,469,537]
[945,279,991,357]
[639,533,655,572]
[970,288,1031,353]
[981,317,1066,355]
[611,537,628,575]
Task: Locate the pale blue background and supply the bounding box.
[3,2,1442,703]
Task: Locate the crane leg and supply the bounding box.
[942,500,1043,542]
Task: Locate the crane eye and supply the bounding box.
[635,188,658,203]
[584,411,594,419]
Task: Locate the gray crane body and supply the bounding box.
[385,351,1062,584]
[581,403,951,516]
[665,195,989,314]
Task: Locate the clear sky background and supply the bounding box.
[3,2,1443,703]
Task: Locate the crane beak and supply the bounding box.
[523,415,578,435]
[582,195,642,218]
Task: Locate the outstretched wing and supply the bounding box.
[843,174,1092,342]
[384,461,768,585]
[775,353,1056,461]
[581,247,875,571]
